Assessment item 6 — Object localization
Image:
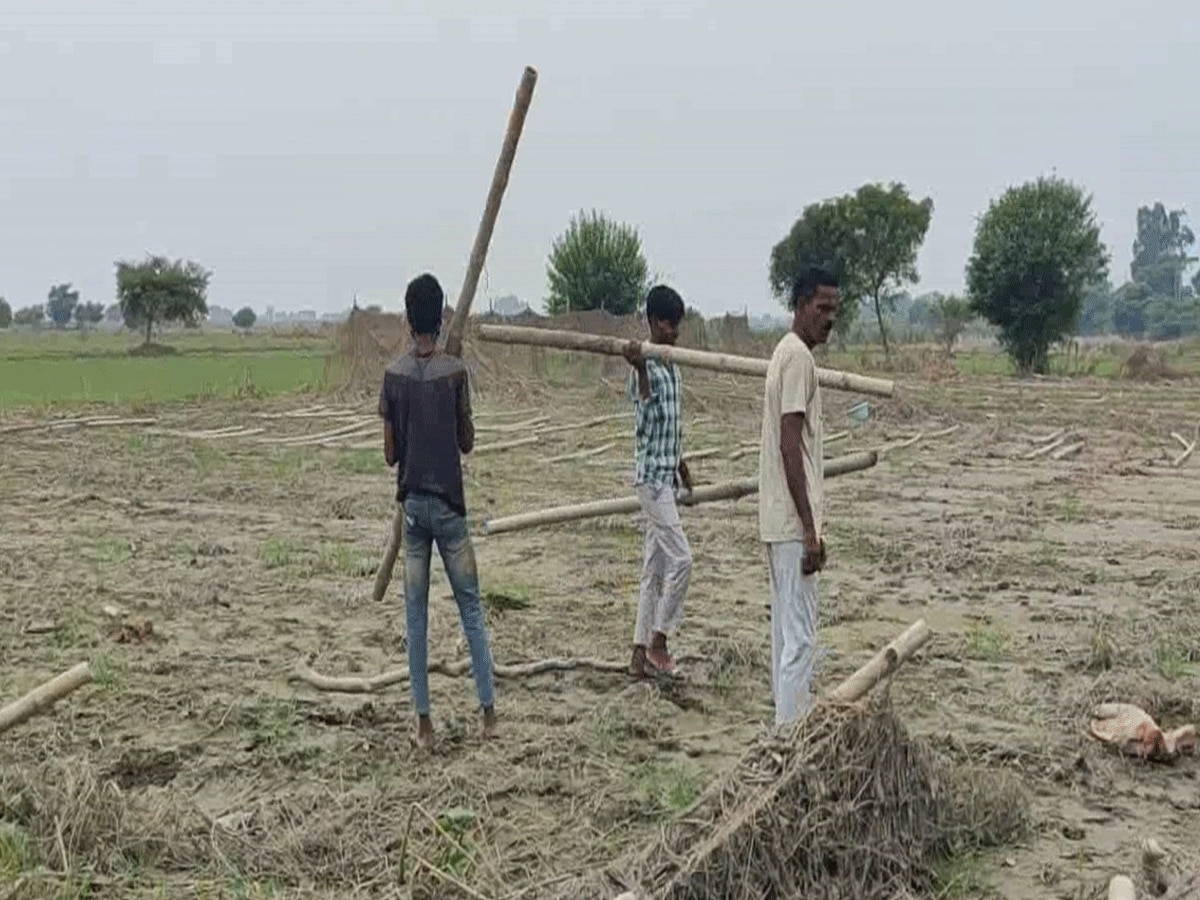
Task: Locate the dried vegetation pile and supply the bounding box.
[560,693,1029,900]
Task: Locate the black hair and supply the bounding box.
[790,267,839,310]
[644,284,685,325]
[405,273,445,336]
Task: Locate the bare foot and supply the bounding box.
[414,716,434,751]
[628,645,651,678]
[480,706,498,740]
[647,636,676,674]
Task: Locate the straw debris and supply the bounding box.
[560,692,1029,900]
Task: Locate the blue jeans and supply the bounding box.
[402,492,495,716]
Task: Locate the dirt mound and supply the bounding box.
[562,694,1029,900]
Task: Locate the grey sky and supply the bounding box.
[2,0,1196,318]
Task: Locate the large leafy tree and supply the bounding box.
[115,254,211,346]
[74,301,106,330]
[769,193,863,339]
[769,182,933,351]
[1131,202,1195,300]
[849,183,934,358]
[966,176,1109,374]
[0,298,10,329]
[545,210,649,315]
[46,282,80,329]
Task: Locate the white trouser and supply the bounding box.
[766,540,819,725]
[634,484,692,646]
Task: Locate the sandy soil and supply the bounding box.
[1,363,1198,899]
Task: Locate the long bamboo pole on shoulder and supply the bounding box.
[476,323,895,398]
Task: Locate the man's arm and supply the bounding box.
[776,351,822,571]
[780,412,816,537]
[379,375,407,470]
[456,369,475,455]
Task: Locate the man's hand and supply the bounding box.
[802,532,825,576]
[622,339,645,368]
[678,459,693,493]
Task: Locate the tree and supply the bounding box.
[46,283,80,329]
[545,210,649,315]
[1131,203,1196,300]
[232,306,257,330]
[966,176,1109,375]
[74,301,105,330]
[848,183,934,359]
[769,193,863,339]
[929,294,975,355]
[115,254,211,346]
[13,305,45,328]
[0,298,10,329]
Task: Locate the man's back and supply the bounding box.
[379,349,474,517]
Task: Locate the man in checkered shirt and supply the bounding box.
[622,285,693,678]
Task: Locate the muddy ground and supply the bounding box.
[1,357,1198,899]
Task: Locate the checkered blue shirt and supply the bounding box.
[626,357,683,488]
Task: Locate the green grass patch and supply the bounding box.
[0,330,329,409]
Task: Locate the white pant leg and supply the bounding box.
[634,491,663,646]
[766,540,819,726]
[636,484,693,642]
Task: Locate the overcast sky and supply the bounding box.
[1,0,1196,317]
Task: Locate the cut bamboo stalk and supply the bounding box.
[476,415,551,434]
[0,662,93,735]
[729,445,759,461]
[824,430,850,444]
[826,619,932,704]
[291,655,629,694]
[443,65,538,359]
[1171,441,1196,468]
[1051,441,1085,460]
[80,417,157,428]
[1171,433,1191,451]
[1025,435,1067,459]
[474,435,540,455]
[682,448,720,462]
[877,431,924,455]
[481,450,877,536]
[371,506,406,603]
[256,419,376,445]
[926,423,961,439]
[545,442,617,464]
[534,413,630,436]
[476,406,539,420]
[476,324,895,398]
[1030,428,1065,445]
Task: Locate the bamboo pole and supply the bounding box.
[825,619,932,703]
[372,65,537,601]
[0,662,93,735]
[476,324,895,398]
[481,450,877,536]
[371,506,406,603]
[442,66,539,359]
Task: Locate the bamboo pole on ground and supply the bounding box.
[826,619,932,703]
[476,324,895,398]
[0,662,92,735]
[372,65,538,602]
[442,65,538,359]
[481,450,877,536]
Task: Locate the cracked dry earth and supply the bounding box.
[1,367,1198,899]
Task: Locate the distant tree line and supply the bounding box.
[540,181,1197,376]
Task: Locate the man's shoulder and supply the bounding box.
[387,350,467,381]
[771,332,814,367]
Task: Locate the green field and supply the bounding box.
[0,330,331,411]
